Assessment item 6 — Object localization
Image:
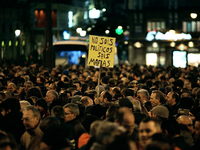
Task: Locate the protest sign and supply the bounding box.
[87,35,116,68]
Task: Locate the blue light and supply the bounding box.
[63,31,70,40]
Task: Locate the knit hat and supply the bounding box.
[62,69,68,75]
[151,105,169,119]
[119,98,134,110]
[36,99,48,110]
[71,95,82,104]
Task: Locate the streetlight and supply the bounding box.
[15,29,21,37]
[190,13,197,19]
[15,29,21,60]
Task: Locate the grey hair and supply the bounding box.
[95,121,126,144]
[20,100,31,111]
[131,99,142,112]
[48,90,58,99]
[63,103,80,116]
[90,120,102,137]
[24,81,33,87]
[137,89,150,100]
[23,105,40,118]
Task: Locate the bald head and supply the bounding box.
[115,107,135,135]
[176,115,194,133]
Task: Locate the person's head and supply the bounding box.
[189,106,200,122]
[39,117,71,150]
[94,121,126,146]
[0,98,21,116]
[26,86,43,99]
[137,89,150,103]
[22,105,41,131]
[150,105,169,121]
[166,91,179,106]
[73,80,82,92]
[114,107,135,135]
[80,96,93,107]
[161,119,181,138]
[45,90,58,103]
[51,105,65,121]
[194,114,200,141]
[150,90,165,107]
[63,103,79,122]
[20,100,31,112]
[146,133,174,150]
[48,83,57,91]
[176,115,194,134]
[24,81,33,92]
[119,98,134,112]
[131,99,142,112]
[138,117,162,148]
[0,130,17,150]
[183,82,192,91]
[99,91,112,103]
[35,98,48,112]
[7,82,16,93]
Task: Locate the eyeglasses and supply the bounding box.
[187,124,193,127]
[21,117,35,122]
[65,112,72,115]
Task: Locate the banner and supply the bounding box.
[87,35,116,68]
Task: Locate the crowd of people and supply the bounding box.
[0,62,200,150]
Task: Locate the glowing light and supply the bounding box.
[146,31,192,41]
[102,8,106,12]
[134,42,142,48]
[89,8,100,19]
[188,41,194,47]
[63,31,70,40]
[68,11,74,28]
[82,54,86,58]
[76,28,82,33]
[105,30,110,34]
[1,41,4,47]
[190,13,197,19]
[152,42,158,48]
[87,27,92,32]
[15,29,21,37]
[9,40,12,46]
[146,53,157,66]
[170,42,176,47]
[80,30,86,37]
[15,41,18,46]
[124,41,128,45]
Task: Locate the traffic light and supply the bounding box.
[115,26,123,35]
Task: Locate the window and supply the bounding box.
[147,21,166,32]
[182,21,200,32]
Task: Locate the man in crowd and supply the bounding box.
[166,91,180,115]
[114,107,138,142]
[137,89,150,104]
[63,103,86,149]
[176,115,194,146]
[193,114,200,150]
[20,105,43,150]
[137,117,162,150]
[149,90,165,108]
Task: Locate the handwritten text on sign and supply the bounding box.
[87,35,116,68]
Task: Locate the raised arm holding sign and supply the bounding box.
[87,35,116,103]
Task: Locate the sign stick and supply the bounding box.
[96,64,102,104]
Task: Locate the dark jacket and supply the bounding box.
[0,111,25,145]
[66,118,86,149]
